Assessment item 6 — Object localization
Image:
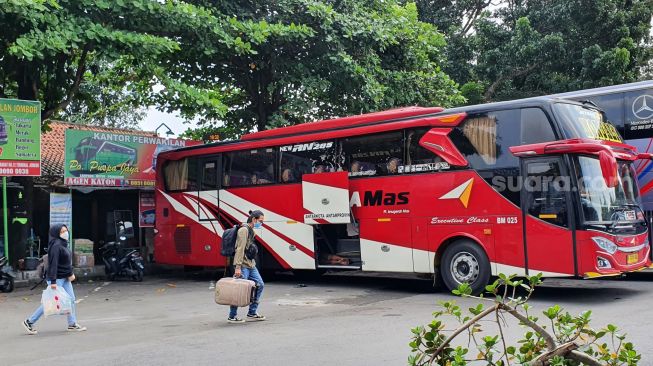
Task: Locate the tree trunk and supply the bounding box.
[14,64,38,262]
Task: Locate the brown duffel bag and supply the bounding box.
[215,277,257,307]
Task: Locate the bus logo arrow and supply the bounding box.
[439,178,474,208]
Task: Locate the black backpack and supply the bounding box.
[220,225,241,257]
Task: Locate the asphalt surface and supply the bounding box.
[1,271,653,365]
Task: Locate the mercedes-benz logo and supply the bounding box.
[632,94,653,119]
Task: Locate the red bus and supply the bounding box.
[155,97,652,294]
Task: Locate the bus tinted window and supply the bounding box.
[342,131,404,177]
[278,140,339,182]
[224,148,276,187]
[406,128,443,165]
[164,157,198,191]
[451,109,520,169]
[521,108,557,145]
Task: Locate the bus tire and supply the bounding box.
[440,240,490,296]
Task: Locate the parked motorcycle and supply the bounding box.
[99,236,145,282]
[0,256,15,293]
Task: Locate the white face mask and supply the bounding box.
[60,231,69,241]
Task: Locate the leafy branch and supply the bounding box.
[409,274,641,366]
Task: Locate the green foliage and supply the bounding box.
[175,0,464,139]
[0,0,230,127]
[409,273,641,365]
[415,0,653,103]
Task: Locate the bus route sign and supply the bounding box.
[0,98,41,176]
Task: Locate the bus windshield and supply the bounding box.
[554,103,623,143]
[575,156,642,223]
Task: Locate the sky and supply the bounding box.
[140,107,196,138]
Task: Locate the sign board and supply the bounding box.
[139,190,155,227]
[64,130,201,187]
[50,193,72,229]
[0,98,41,176]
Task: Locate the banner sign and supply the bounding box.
[0,98,41,176]
[50,193,72,229]
[64,130,201,187]
[139,190,155,227]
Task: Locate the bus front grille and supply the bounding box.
[174,227,191,254]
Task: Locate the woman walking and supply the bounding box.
[22,224,86,335]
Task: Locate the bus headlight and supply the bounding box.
[592,237,618,254]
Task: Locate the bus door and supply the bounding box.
[301,172,360,268]
[520,157,576,277]
[198,157,221,221]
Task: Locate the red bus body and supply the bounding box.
[155,100,652,292]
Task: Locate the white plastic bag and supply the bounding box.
[42,287,73,317]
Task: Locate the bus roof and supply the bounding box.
[240,106,443,141]
[551,80,653,99]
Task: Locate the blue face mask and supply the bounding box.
[254,222,263,229]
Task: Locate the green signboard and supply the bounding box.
[0,98,41,176]
[64,129,200,187]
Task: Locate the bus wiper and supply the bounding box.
[608,204,641,230]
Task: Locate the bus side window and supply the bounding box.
[525,160,568,227]
[278,140,337,181]
[341,131,403,177]
[521,108,557,144]
[163,157,199,191]
[225,149,277,187]
[405,128,443,167]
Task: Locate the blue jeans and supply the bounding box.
[28,278,77,326]
[229,266,264,318]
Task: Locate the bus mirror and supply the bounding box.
[637,152,653,160]
[598,150,618,188]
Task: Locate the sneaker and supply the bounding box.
[67,323,87,332]
[246,313,266,321]
[22,319,37,335]
[227,317,245,324]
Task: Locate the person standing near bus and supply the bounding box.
[228,210,266,323]
[23,224,86,334]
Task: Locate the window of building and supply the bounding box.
[164,157,198,191]
[342,131,404,177]
[278,140,339,183]
[224,148,277,187]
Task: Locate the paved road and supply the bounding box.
[1,271,652,365]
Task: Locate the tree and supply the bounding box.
[172,0,464,139]
[415,0,653,103]
[0,0,234,258]
[0,0,230,127]
[60,62,146,129]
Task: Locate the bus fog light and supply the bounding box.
[592,237,618,254]
[597,257,612,269]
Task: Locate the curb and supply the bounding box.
[13,263,189,289]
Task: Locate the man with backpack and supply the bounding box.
[224,210,266,324]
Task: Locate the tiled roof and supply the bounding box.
[41,121,156,178]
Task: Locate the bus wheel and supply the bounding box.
[440,240,490,296]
